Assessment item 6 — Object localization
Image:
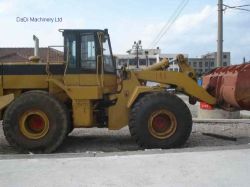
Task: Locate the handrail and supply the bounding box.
[97,32,104,87]
[64,45,69,77]
[96,55,102,86]
[46,45,64,76]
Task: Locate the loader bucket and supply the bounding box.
[203,63,250,111]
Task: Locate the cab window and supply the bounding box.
[103,34,115,73]
[80,34,96,70]
[66,34,77,69]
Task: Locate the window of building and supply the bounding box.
[205,61,208,67]
[223,55,227,59]
[118,59,127,66]
[211,62,214,67]
[117,60,122,66]
[223,62,227,66]
[139,59,146,66]
[193,62,197,67]
[129,59,137,66]
[119,60,122,65]
[149,58,156,65]
[199,61,202,67]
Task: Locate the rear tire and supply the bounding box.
[129,92,192,149]
[3,91,68,153]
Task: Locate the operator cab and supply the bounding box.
[60,29,117,93]
[61,29,116,74]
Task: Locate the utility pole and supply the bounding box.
[136,43,139,68]
[133,40,142,68]
[217,0,223,67]
[145,51,149,67]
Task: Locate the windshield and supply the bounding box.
[102,34,115,73]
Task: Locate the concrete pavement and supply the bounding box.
[1,148,250,187]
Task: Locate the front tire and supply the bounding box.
[129,92,192,149]
[3,91,68,153]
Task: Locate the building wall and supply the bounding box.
[188,58,215,75]
[202,52,231,67]
[115,52,188,71]
[189,52,231,75]
[115,48,231,76]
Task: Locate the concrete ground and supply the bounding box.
[1,148,250,187]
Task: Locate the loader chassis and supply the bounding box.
[0,29,216,153]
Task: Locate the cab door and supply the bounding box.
[63,32,79,86]
[79,33,100,86]
[99,32,117,93]
[63,31,100,87]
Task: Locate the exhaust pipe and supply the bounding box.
[28,35,40,62]
[33,35,39,57]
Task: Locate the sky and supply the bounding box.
[0,0,249,64]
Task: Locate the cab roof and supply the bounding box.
[59,29,108,33]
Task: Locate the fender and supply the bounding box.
[47,78,102,100]
[127,86,162,108]
[0,94,15,110]
[108,72,164,130]
[47,78,71,96]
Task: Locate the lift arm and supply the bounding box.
[134,70,216,105]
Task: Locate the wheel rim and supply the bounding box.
[148,109,177,139]
[19,110,49,140]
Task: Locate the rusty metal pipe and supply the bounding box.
[203,63,250,111]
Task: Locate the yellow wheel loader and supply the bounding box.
[0,29,216,153]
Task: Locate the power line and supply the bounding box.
[224,4,250,12]
[232,7,250,12]
[149,0,189,48]
[149,0,186,48]
[227,4,250,8]
[150,0,189,48]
